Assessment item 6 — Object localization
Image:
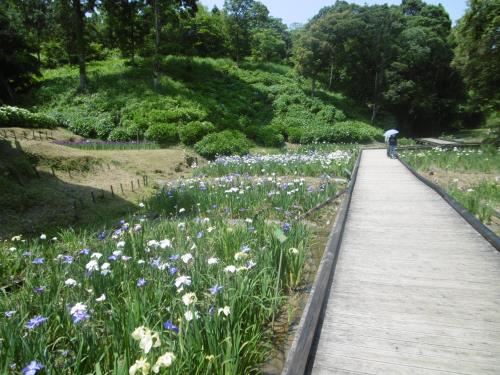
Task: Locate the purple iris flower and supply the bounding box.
[4,310,16,318]
[25,315,48,330]
[113,228,122,236]
[208,305,215,315]
[80,248,90,255]
[209,285,224,295]
[241,245,251,253]
[169,254,180,261]
[163,319,179,334]
[119,219,126,225]
[32,258,44,264]
[168,266,178,276]
[150,258,162,268]
[22,252,32,257]
[137,278,147,287]
[62,255,74,264]
[196,231,204,239]
[72,310,90,324]
[34,286,45,294]
[22,361,44,375]
[97,231,107,240]
[108,255,118,261]
[282,222,292,234]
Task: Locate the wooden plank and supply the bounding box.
[309,149,500,375]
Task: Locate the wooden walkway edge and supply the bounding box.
[283,149,500,375]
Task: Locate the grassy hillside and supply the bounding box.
[25,56,381,150]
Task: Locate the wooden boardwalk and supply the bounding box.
[416,138,462,146]
[310,149,500,375]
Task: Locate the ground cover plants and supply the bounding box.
[401,146,499,229]
[0,106,58,129]
[0,147,355,374]
[53,140,161,151]
[27,56,381,154]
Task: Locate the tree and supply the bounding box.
[54,0,96,91]
[453,0,500,112]
[384,3,463,133]
[223,0,254,64]
[250,28,286,62]
[0,2,40,103]
[102,0,147,64]
[15,0,52,63]
[293,27,329,95]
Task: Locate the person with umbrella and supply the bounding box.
[384,129,399,159]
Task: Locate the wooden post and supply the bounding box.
[110,185,114,197]
[68,170,72,178]
[137,178,140,188]
[39,132,43,141]
[131,181,134,192]
[51,167,56,176]
[91,192,96,203]
[107,163,110,170]
[143,175,146,186]
[32,130,35,139]
[120,183,124,194]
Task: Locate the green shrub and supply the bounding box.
[179,121,216,145]
[0,106,58,129]
[257,126,285,147]
[288,121,383,144]
[194,130,251,159]
[144,123,179,145]
[108,127,132,141]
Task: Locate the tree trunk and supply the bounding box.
[73,0,87,91]
[328,62,334,91]
[371,70,379,124]
[130,2,136,65]
[153,0,160,88]
[0,72,14,103]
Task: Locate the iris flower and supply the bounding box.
[25,316,48,330]
[22,361,44,375]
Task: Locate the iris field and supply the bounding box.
[401,146,499,227]
[0,148,355,374]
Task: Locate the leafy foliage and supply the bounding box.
[294,0,464,134]
[0,106,58,129]
[179,121,216,145]
[0,3,40,103]
[287,121,383,144]
[452,0,500,112]
[145,123,179,145]
[194,130,251,159]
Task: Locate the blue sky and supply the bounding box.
[199,0,468,26]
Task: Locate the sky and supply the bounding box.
[199,0,468,26]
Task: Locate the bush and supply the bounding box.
[194,130,251,159]
[0,106,58,129]
[257,126,285,147]
[144,123,179,145]
[179,121,216,145]
[108,127,132,141]
[288,121,383,144]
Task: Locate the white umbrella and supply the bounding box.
[384,129,399,141]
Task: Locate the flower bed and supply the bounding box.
[0,149,353,374]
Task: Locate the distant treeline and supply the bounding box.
[0,0,498,134]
